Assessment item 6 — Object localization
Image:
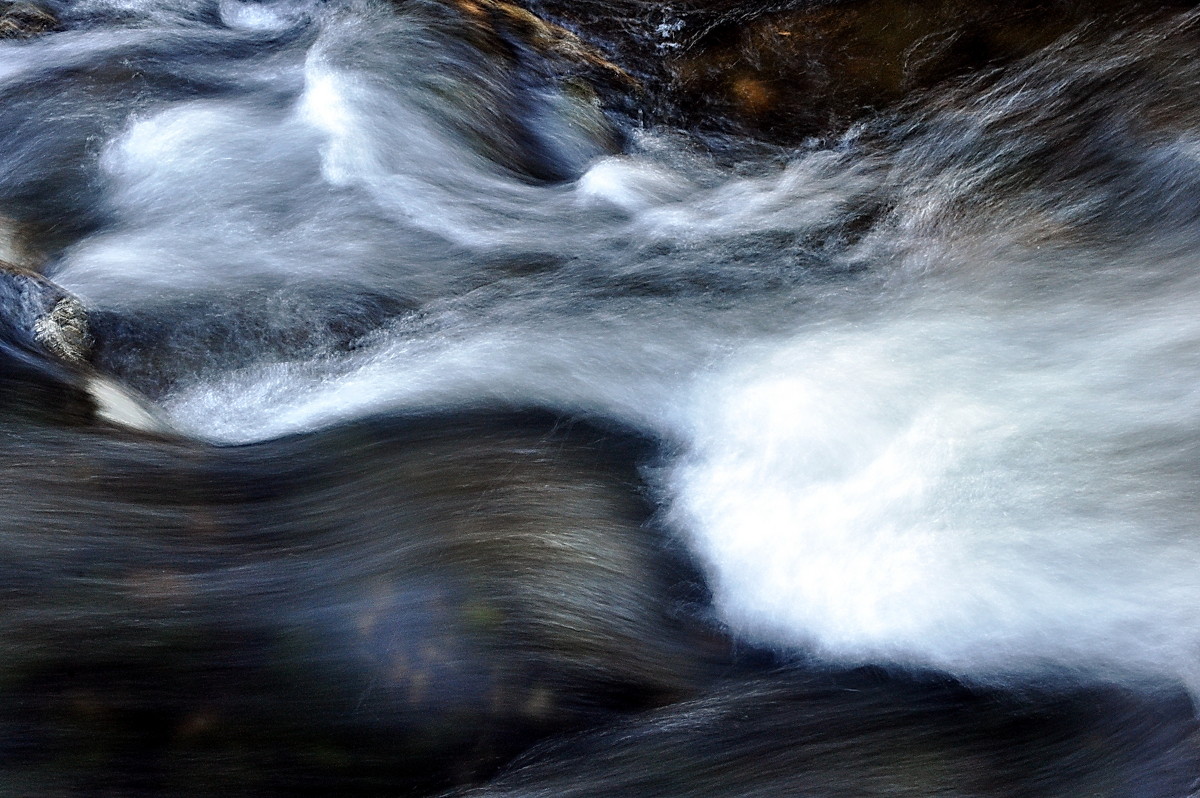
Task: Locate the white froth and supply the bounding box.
[218,0,305,31]
[88,375,174,433]
[576,157,692,212]
[669,284,1200,686]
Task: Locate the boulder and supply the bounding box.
[0,409,734,794]
[451,670,1200,798]
[0,0,57,38]
[0,261,168,430]
[520,0,1200,143]
[0,259,94,367]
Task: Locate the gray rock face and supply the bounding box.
[0,261,93,364]
[0,262,171,432]
[33,295,92,364]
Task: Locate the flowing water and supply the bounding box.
[4,0,1200,794]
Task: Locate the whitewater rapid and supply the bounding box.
[8,0,1200,693]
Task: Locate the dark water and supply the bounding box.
[2,0,1200,794]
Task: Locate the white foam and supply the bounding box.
[576,157,692,212]
[88,375,174,433]
[668,274,1200,687]
[218,0,307,32]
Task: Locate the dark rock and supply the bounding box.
[0,409,733,795]
[451,670,1200,798]
[0,261,169,430]
[379,0,632,181]
[446,0,634,85]
[0,0,57,38]
[519,0,1200,144]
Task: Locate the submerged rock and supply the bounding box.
[362,0,634,181]
[86,285,419,401]
[452,671,1200,798]
[0,215,40,268]
[0,408,733,794]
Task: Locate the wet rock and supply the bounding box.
[0,0,57,38]
[521,0,1200,143]
[32,294,91,364]
[0,259,93,363]
[365,0,634,181]
[0,215,40,268]
[452,671,1200,798]
[446,0,633,84]
[0,261,169,431]
[0,409,734,794]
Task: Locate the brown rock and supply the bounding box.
[0,216,40,270]
[521,0,1200,142]
[447,0,635,86]
[0,0,58,38]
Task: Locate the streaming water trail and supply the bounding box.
[5,0,1200,745]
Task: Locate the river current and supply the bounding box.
[3,0,1200,794]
